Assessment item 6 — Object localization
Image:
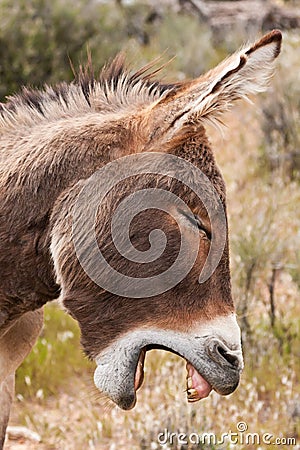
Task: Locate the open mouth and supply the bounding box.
[93,320,243,411]
[134,345,212,403]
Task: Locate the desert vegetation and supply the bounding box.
[2,1,299,449]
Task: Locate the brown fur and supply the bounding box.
[0,29,282,444]
[50,127,232,356]
[0,56,227,337]
[0,30,282,344]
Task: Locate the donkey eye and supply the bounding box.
[192,215,208,235]
[193,215,205,231]
[180,210,210,238]
[194,215,212,240]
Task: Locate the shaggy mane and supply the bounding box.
[0,54,179,128]
[77,53,176,105]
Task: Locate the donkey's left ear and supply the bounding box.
[149,30,282,140]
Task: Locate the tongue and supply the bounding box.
[186,362,212,402]
[134,351,212,402]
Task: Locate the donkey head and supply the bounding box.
[50,31,281,409]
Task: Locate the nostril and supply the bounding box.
[205,338,242,370]
[217,346,239,368]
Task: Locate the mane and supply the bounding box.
[0,54,179,131]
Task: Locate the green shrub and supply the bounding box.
[15,302,93,399]
[0,0,131,99]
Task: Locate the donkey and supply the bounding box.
[0,30,281,446]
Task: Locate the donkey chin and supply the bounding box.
[93,314,243,410]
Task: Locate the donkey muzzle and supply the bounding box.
[93,316,243,409]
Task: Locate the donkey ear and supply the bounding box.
[149,30,282,140]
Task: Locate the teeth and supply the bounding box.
[187,388,197,396]
[186,363,200,402]
[187,377,193,389]
[187,388,199,401]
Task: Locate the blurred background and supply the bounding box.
[2,0,299,449]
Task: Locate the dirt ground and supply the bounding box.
[5,379,124,450]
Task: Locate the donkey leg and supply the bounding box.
[0,373,14,449]
[0,309,43,449]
